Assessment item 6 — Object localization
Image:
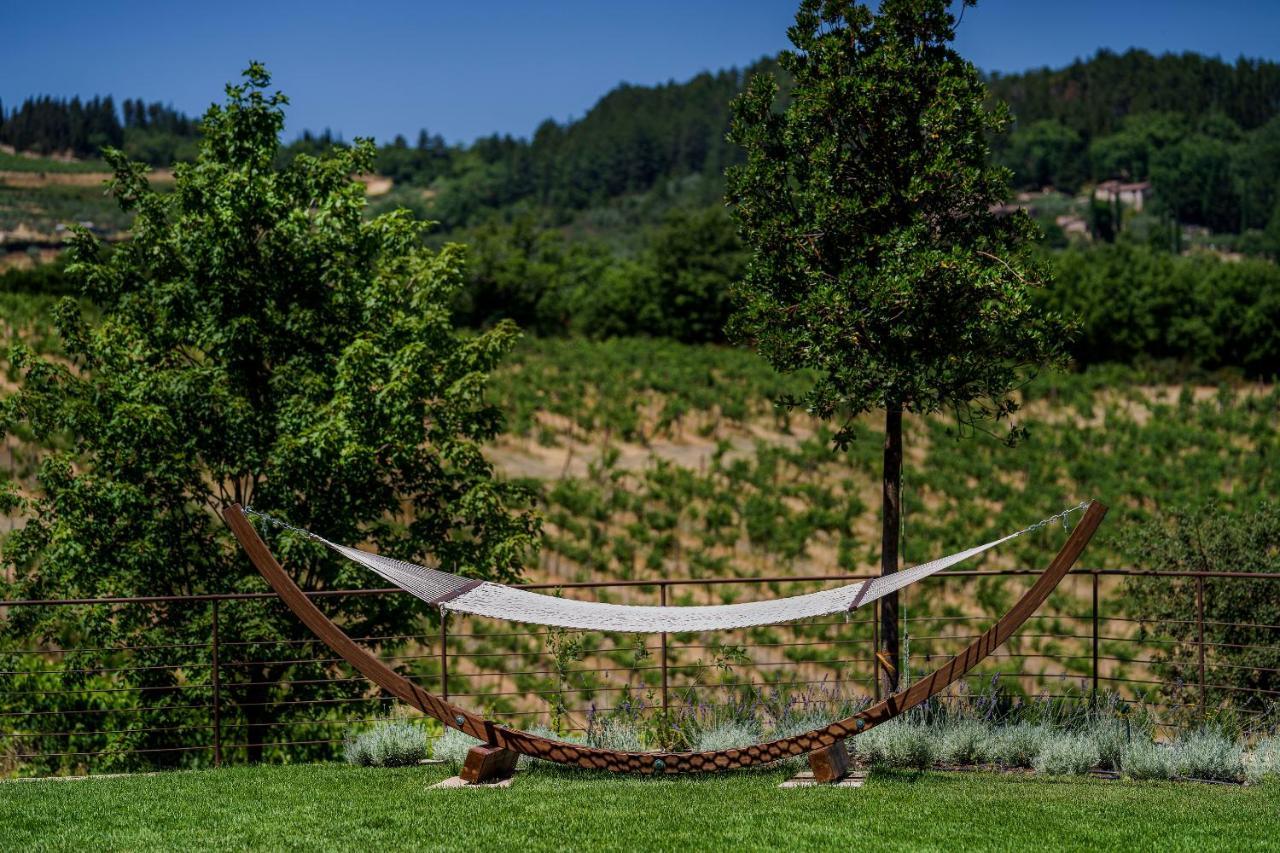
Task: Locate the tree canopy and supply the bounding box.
[728,0,1067,445]
[0,63,538,762]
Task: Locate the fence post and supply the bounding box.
[659,582,669,715]
[1196,574,1206,721]
[440,611,450,702]
[1091,571,1099,710]
[211,598,222,767]
[872,599,881,702]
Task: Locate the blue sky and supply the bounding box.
[4,1,1279,145]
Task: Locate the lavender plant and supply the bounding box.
[343,719,429,768]
[432,727,481,772]
[1033,733,1100,776]
[695,720,763,753]
[984,723,1052,768]
[1120,740,1175,780]
[1244,736,1280,785]
[939,721,989,766]
[1171,730,1243,782]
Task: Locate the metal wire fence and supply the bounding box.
[2,567,1277,777]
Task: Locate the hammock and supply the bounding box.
[243,503,1088,634]
[226,500,1107,775]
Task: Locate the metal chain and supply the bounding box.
[1020,501,1090,537]
[242,506,329,544]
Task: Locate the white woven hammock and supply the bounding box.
[246,503,1087,634]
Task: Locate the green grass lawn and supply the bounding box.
[1,763,1275,851]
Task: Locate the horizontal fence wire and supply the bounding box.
[2,567,1278,777]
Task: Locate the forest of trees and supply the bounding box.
[988,51,1280,235]
[0,95,123,157]
[987,49,1280,140]
[0,95,199,164]
[8,50,1278,237]
[5,48,1280,375]
[356,59,777,226]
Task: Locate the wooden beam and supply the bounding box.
[460,744,519,784]
[807,739,850,783]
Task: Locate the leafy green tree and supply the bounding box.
[0,64,538,764]
[1089,131,1150,182]
[987,49,1280,140]
[727,0,1068,693]
[1267,197,1280,257]
[1039,242,1280,374]
[1000,119,1085,191]
[646,206,745,342]
[1087,112,1188,182]
[1150,134,1240,232]
[1124,502,1280,718]
[1235,115,1280,231]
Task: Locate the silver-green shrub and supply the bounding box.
[850,720,889,764]
[586,717,644,752]
[695,720,762,753]
[939,721,988,766]
[1172,730,1243,782]
[859,719,938,770]
[766,714,830,771]
[768,713,831,742]
[1120,740,1174,780]
[344,733,372,767]
[985,724,1051,768]
[1091,718,1129,771]
[1244,736,1280,785]
[1033,732,1100,776]
[343,719,429,768]
[432,726,481,771]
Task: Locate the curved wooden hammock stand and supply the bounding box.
[225,500,1107,780]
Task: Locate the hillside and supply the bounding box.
[4,45,1280,737]
[6,306,1264,723]
[245,337,1269,727]
[987,49,1280,139]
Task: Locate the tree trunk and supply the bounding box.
[879,406,903,696]
[242,674,271,763]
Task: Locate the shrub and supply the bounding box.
[1045,244,1280,376]
[850,721,888,764]
[695,720,762,753]
[857,720,939,770]
[1120,740,1174,780]
[343,719,429,768]
[433,727,481,771]
[1033,733,1100,776]
[1123,502,1280,714]
[1172,730,1243,782]
[1244,737,1280,785]
[1091,718,1130,771]
[586,717,644,752]
[939,721,988,767]
[985,724,1051,768]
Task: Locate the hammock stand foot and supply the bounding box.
[807,739,850,783]
[460,743,518,784]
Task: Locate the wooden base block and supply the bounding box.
[806,739,850,783]
[780,769,866,789]
[459,744,518,784]
[431,774,515,789]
